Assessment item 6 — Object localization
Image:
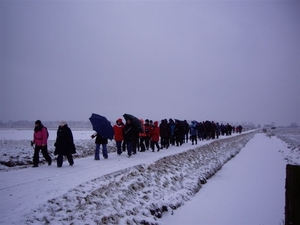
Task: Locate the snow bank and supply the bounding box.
[22,132,255,225]
[267,128,300,165]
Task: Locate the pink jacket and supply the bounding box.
[33,127,48,146]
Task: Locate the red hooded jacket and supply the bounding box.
[139,119,147,137]
[113,118,124,141]
[150,121,160,142]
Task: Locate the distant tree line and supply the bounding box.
[290,123,298,128]
[1,120,295,129]
[0,120,92,129]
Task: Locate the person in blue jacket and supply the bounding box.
[190,120,198,145]
[168,119,176,146]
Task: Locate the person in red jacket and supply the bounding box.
[31,120,52,167]
[139,119,147,152]
[150,121,160,152]
[113,118,124,155]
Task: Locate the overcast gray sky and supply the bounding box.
[1,0,299,126]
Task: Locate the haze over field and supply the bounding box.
[1,1,299,126]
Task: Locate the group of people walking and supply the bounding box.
[31,120,75,168]
[92,117,243,159]
[31,118,243,167]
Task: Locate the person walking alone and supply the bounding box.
[31,120,52,167]
[54,121,76,167]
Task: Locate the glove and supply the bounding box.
[31,141,34,146]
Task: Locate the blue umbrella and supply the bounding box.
[89,113,114,140]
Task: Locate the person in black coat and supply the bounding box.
[54,121,76,167]
[183,120,190,143]
[159,119,170,149]
[123,119,135,157]
[174,120,184,146]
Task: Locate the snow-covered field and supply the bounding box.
[0,128,299,224]
[0,129,112,170]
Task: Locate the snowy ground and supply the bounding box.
[161,131,297,225]
[0,128,299,224]
[0,129,101,170]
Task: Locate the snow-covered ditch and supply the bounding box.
[22,132,255,225]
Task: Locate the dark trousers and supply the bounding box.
[33,145,51,165]
[151,141,160,151]
[216,131,220,139]
[175,135,182,146]
[184,133,189,142]
[170,135,175,145]
[95,144,108,159]
[133,137,139,154]
[122,141,126,151]
[190,135,197,144]
[57,154,74,167]
[125,141,133,156]
[145,136,151,150]
[160,137,169,149]
[139,137,146,151]
[116,141,122,155]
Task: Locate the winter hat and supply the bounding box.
[59,121,67,126]
[116,118,122,123]
[35,120,42,125]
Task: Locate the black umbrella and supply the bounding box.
[204,120,213,129]
[89,113,114,140]
[175,119,185,126]
[123,113,144,133]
